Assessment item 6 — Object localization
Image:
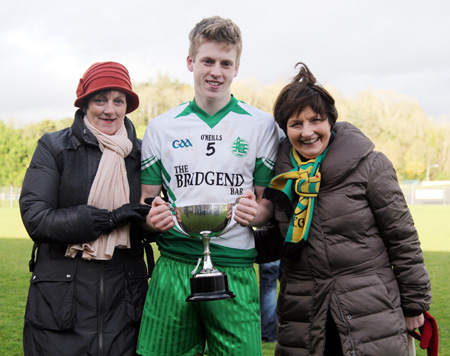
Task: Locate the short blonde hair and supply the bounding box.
[188,16,242,65]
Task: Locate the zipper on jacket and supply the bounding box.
[99,262,104,356]
[332,292,356,356]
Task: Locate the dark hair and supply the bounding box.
[273,62,338,135]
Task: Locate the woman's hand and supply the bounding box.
[109,203,151,229]
[146,196,174,232]
[405,314,425,332]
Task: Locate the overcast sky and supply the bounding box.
[1,0,449,125]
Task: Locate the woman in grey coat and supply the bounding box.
[262,62,431,356]
[20,62,153,356]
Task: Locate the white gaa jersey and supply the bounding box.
[141,96,280,265]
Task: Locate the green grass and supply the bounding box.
[1,206,448,356]
[0,207,28,238]
[409,205,450,251]
[0,238,31,355]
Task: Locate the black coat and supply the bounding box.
[19,111,153,356]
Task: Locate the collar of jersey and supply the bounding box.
[175,95,251,129]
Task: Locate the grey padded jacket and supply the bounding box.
[271,122,431,356]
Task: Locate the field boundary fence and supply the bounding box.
[0,186,21,208]
[400,181,450,205]
[2,182,450,207]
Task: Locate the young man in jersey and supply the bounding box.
[137,16,280,356]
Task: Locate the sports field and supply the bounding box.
[0,205,448,355]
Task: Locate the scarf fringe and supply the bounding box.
[263,187,294,216]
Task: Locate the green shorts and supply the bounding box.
[137,252,262,356]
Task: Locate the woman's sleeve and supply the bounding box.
[254,219,284,263]
[366,152,432,316]
[19,134,109,244]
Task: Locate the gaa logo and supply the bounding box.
[231,137,249,157]
[172,139,193,149]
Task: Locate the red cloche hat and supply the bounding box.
[74,61,140,114]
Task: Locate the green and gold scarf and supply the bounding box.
[266,146,329,243]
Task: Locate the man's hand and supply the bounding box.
[234,189,258,226]
[144,196,174,232]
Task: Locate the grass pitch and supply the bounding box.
[0,206,448,356]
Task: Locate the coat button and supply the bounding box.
[32,275,36,280]
[347,314,352,320]
[66,274,71,278]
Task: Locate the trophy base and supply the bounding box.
[186,272,236,302]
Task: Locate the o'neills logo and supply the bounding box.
[175,171,244,188]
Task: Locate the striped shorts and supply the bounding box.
[137,252,262,356]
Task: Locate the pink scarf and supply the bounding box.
[65,117,133,260]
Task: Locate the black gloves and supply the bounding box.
[78,205,111,241]
[109,203,151,230]
[78,203,151,241]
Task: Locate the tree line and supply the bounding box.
[1,75,449,187]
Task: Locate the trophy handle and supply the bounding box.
[210,198,241,236]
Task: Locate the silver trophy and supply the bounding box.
[176,203,236,302]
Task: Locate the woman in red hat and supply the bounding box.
[20,61,154,356]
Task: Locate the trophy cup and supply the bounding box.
[176,203,236,302]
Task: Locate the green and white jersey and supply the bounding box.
[141,96,280,266]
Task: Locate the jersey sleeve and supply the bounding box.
[253,117,281,187]
[141,120,163,185]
